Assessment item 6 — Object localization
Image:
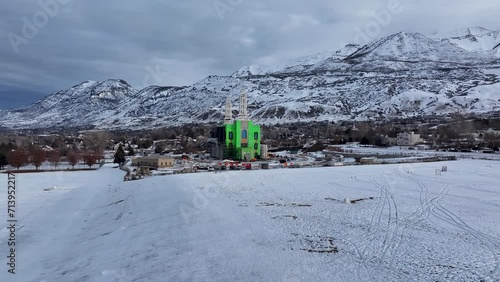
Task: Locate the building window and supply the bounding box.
[254,143,258,149]
[229,132,233,140]
[254,132,259,140]
[242,143,248,148]
[242,130,247,139]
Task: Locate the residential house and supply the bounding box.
[132,154,175,169]
[397,132,424,146]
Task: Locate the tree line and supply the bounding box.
[0,143,103,171]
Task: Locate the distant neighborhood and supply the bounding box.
[1,112,499,174]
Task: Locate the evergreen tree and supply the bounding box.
[128,146,136,156]
[154,143,164,154]
[139,139,153,149]
[0,143,8,169]
[114,144,126,164]
[0,154,7,170]
[1,143,19,170]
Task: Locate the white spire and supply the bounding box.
[224,96,233,124]
[238,90,249,121]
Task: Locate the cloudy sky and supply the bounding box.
[0,0,499,109]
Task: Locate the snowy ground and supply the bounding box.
[0,160,499,281]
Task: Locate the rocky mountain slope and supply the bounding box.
[1,27,500,130]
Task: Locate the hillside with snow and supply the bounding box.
[1,27,500,130]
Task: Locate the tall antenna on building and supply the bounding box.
[224,96,233,124]
[238,90,249,121]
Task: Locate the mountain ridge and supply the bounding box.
[1,28,500,130]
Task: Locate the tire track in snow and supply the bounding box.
[334,167,455,279]
[386,169,451,271]
[353,172,400,268]
[326,177,378,280]
[400,171,500,281]
[357,168,451,275]
[356,174,388,261]
[369,176,399,265]
[433,197,500,281]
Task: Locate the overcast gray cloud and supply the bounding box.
[0,0,499,108]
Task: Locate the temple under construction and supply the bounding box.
[208,91,262,160]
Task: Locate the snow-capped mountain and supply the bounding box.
[432,26,493,39]
[233,44,360,77]
[1,28,500,130]
[1,80,138,129]
[431,26,500,57]
[347,32,494,62]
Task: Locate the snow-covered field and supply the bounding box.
[1,160,499,281]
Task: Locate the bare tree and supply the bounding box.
[7,149,29,170]
[67,151,80,170]
[82,151,98,168]
[30,147,47,170]
[82,131,110,152]
[94,149,105,163]
[483,133,500,150]
[49,151,62,170]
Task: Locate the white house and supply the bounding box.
[397,132,424,146]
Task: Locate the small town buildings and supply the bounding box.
[397,132,424,146]
[131,154,174,169]
[383,136,398,146]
